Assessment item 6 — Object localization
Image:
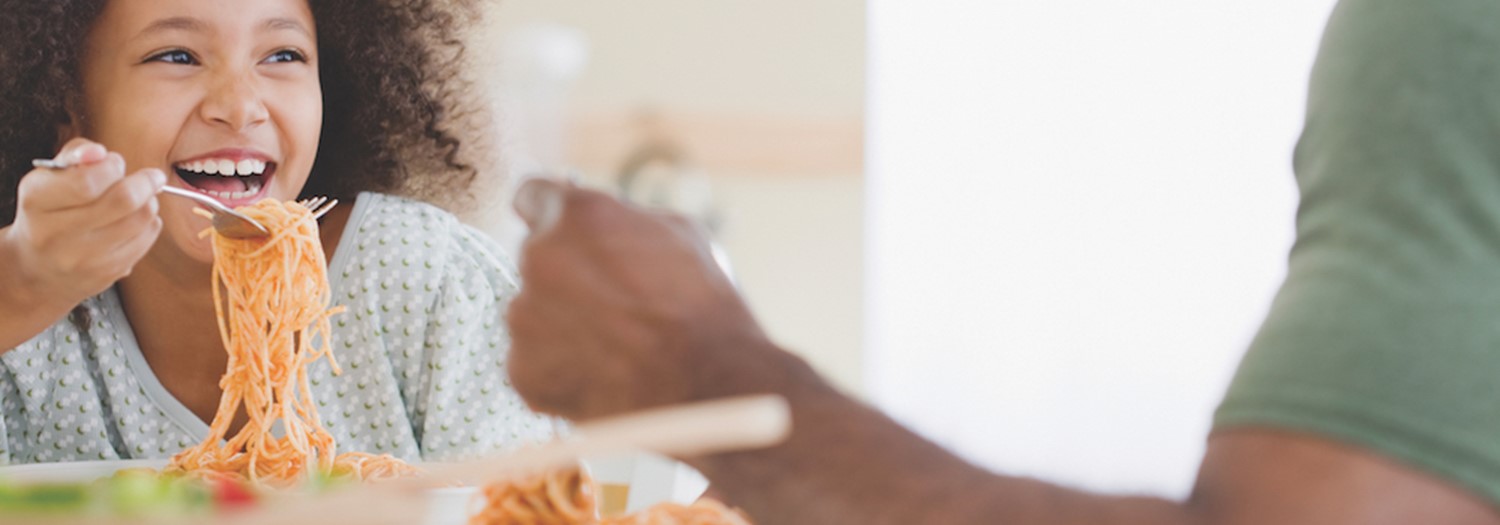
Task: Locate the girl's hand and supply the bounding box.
[5,138,166,306]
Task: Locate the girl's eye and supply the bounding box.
[146,50,197,65]
[265,49,308,64]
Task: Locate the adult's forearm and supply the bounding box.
[0,227,73,351]
[689,361,1194,525]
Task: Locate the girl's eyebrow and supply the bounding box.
[132,16,311,41]
[263,17,312,38]
[135,16,208,40]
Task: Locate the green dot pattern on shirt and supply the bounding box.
[0,192,554,467]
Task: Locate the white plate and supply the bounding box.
[0,459,478,525]
[0,458,165,483]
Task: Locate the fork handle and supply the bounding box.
[31,158,72,170]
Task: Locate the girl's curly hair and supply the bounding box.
[0,0,491,226]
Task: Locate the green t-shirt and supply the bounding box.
[1214,0,1500,506]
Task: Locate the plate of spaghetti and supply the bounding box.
[469,466,752,525]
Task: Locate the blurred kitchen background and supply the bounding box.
[468,0,866,397]
[465,0,1341,500]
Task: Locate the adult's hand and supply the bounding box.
[506,179,813,421]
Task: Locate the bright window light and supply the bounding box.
[867,0,1338,496]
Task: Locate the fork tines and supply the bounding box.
[297,196,338,220]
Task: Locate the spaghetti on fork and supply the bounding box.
[168,199,414,487]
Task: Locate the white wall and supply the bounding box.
[481,0,864,119]
[867,1,1338,496]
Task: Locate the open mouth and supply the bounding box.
[172,159,275,203]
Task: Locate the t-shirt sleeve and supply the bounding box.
[1214,0,1500,505]
[413,224,554,461]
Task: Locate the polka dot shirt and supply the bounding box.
[0,192,553,465]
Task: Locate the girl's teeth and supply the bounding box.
[198,179,264,200]
[175,159,270,175]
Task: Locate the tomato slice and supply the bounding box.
[213,477,258,509]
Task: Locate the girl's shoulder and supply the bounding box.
[329,192,518,307]
[336,191,514,265]
[338,192,466,248]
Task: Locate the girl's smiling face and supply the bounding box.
[74,0,321,264]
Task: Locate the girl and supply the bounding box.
[0,0,550,464]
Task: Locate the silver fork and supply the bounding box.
[32,158,337,240]
[297,195,338,220]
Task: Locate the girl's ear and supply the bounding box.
[55,108,83,149]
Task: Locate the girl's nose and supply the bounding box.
[200,73,269,132]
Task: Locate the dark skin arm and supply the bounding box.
[505,179,1500,525]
